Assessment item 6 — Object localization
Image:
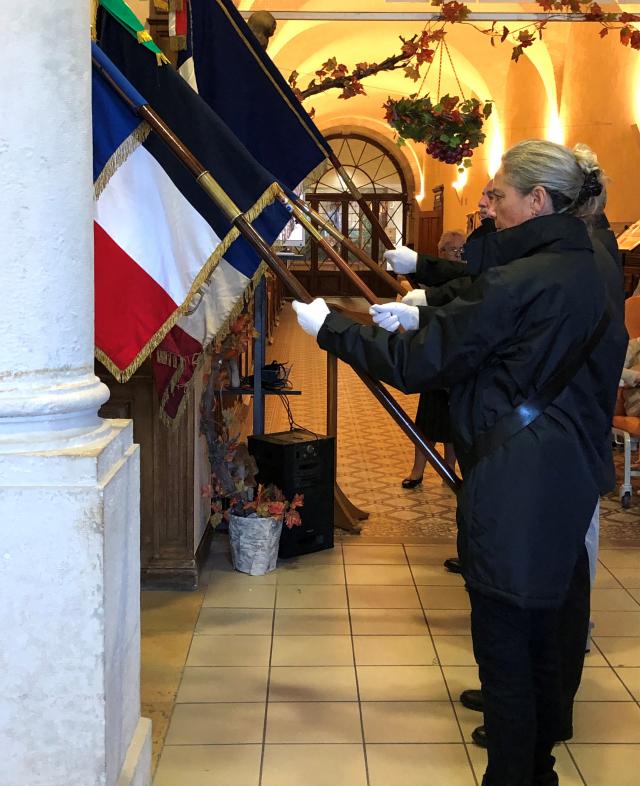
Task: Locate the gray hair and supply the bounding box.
[437,229,466,252]
[501,140,606,221]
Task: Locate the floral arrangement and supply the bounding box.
[383,93,492,168]
[200,308,303,531]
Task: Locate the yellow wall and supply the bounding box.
[262,14,640,232]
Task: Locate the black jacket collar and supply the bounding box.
[465,214,592,277]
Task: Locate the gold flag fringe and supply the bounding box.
[94,122,151,200]
[157,261,269,428]
[95,182,280,396]
[91,0,99,40]
[153,0,169,11]
[169,34,187,51]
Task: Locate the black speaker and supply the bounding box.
[248,429,335,558]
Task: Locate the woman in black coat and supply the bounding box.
[292,139,627,786]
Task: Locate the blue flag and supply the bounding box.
[179,0,330,190]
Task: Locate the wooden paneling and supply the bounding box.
[623,251,640,297]
[97,360,207,590]
[416,210,444,257]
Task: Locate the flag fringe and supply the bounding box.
[91,0,99,40]
[157,261,269,428]
[95,182,279,388]
[169,34,187,51]
[93,122,151,200]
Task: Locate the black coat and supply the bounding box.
[318,214,627,608]
[413,219,497,306]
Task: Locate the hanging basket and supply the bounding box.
[384,93,492,168]
[228,513,283,575]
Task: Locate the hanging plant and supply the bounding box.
[383,93,492,168]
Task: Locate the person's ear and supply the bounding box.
[530,185,551,217]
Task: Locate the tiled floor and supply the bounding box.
[146,301,640,784]
[151,541,640,786]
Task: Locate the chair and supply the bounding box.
[611,296,640,507]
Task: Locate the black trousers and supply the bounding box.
[469,548,590,786]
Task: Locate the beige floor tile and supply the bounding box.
[353,635,437,666]
[367,743,476,786]
[269,665,358,701]
[433,635,477,666]
[609,568,640,588]
[630,589,640,604]
[278,547,344,566]
[575,667,634,701]
[583,641,611,667]
[164,703,265,744]
[593,636,640,666]
[195,607,273,636]
[617,667,640,700]
[202,583,276,608]
[568,743,640,786]
[457,704,487,744]
[271,634,354,666]
[276,565,346,585]
[404,545,459,565]
[153,745,262,786]
[261,744,367,786]
[442,666,481,701]
[362,701,462,743]
[584,611,640,636]
[347,585,420,608]
[419,586,471,610]
[343,544,407,564]
[176,666,269,703]
[411,563,465,586]
[186,635,271,667]
[276,584,348,608]
[593,567,623,589]
[426,609,472,635]
[571,701,640,742]
[206,565,277,585]
[349,608,428,635]
[266,701,362,743]
[468,743,583,786]
[273,608,350,635]
[345,564,415,585]
[599,549,640,568]
[357,665,449,701]
[590,588,640,611]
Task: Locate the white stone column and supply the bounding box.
[0,3,151,785]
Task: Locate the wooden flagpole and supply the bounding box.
[93,53,462,492]
[290,195,407,297]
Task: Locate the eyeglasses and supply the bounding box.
[442,246,465,254]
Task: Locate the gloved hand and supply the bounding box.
[401,288,428,307]
[369,302,419,332]
[383,245,418,274]
[292,298,330,338]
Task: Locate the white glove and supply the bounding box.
[369,302,419,332]
[292,298,330,338]
[383,245,418,274]
[401,288,428,307]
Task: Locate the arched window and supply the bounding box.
[291,134,409,297]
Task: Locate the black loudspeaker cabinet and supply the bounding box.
[248,429,335,558]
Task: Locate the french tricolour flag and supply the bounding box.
[92,44,239,381]
[91,38,285,394]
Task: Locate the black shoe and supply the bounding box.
[401,475,423,489]
[460,688,483,712]
[472,724,488,748]
[443,557,462,574]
